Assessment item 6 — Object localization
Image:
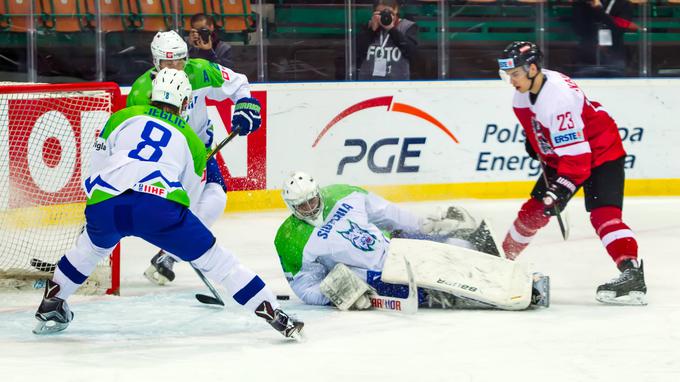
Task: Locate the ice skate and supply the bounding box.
[143,250,177,285]
[531,273,550,307]
[596,260,647,306]
[255,300,304,340]
[33,280,74,335]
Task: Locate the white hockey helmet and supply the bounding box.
[151,68,192,110]
[151,31,188,71]
[282,171,325,227]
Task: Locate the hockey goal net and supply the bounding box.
[0,82,122,295]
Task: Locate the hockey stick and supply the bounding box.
[191,264,225,306]
[368,257,418,314]
[538,161,570,240]
[192,126,243,306]
[207,127,240,161]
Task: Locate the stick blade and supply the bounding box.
[195,293,225,306]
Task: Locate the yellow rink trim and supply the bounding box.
[4,179,679,226]
[2,203,85,229]
[224,178,680,212]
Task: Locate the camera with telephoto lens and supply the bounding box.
[379,9,393,26]
[198,28,211,44]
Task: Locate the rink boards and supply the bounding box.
[124,78,680,211]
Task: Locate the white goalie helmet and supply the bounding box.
[151,31,188,71]
[282,171,325,227]
[151,68,192,110]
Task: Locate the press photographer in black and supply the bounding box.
[187,13,234,69]
[572,0,639,77]
[357,0,418,81]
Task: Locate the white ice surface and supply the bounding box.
[1,197,679,382]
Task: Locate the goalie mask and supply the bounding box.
[151,31,188,71]
[151,68,192,111]
[282,172,324,227]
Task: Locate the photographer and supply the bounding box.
[572,0,639,77]
[357,0,418,81]
[187,13,234,69]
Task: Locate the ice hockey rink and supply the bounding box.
[1,196,678,382]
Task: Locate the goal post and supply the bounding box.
[0,82,122,295]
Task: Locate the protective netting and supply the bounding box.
[0,83,120,294]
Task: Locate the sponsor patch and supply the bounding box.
[498,58,515,70]
[221,68,230,81]
[552,130,585,146]
[165,52,173,59]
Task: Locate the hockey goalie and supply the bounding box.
[274,171,549,312]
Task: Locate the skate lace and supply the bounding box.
[607,268,636,284]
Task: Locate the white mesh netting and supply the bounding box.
[0,83,119,294]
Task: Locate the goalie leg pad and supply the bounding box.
[382,238,534,310]
[320,264,373,310]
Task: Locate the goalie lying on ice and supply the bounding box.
[274,171,549,311]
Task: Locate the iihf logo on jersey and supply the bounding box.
[338,220,377,252]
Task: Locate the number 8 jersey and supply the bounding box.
[84,105,207,208]
[512,69,626,184]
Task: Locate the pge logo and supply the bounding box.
[338,137,425,175]
[313,96,458,175]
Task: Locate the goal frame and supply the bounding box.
[0,81,123,295]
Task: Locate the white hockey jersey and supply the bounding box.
[274,185,421,305]
[84,105,207,208]
[127,58,251,145]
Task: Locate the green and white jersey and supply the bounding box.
[127,58,251,145]
[274,184,421,305]
[84,105,207,208]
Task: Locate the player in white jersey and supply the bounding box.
[127,30,262,285]
[274,172,550,311]
[32,69,303,339]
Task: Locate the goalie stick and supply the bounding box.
[368,257,418,314]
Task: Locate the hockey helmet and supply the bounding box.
[151,31,188,71]
[498,41,543,83]
[151,68,192,110]
[282,171,325,227]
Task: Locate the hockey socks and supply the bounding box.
[191,243,280,312]
[52,231,116,300]
[590,206,638,266]
[502,198,550,259]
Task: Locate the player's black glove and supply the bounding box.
[543,176,577,216]
[524,139,538,160]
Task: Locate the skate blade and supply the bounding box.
[288,326,305,342]
[33,319,69,335]
[143,266,169,286]
[596,291,647,306]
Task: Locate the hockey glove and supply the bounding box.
[420,205,477,236]
[231,97,262,136]
[543,176,577,216]
[320,263,373,310]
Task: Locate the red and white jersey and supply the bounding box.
[512,69,625,184]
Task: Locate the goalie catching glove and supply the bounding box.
[420,205,477,236]
[320,263,373,310]
[231,97,262,136]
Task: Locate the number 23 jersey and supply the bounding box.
[512,69,626,184]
